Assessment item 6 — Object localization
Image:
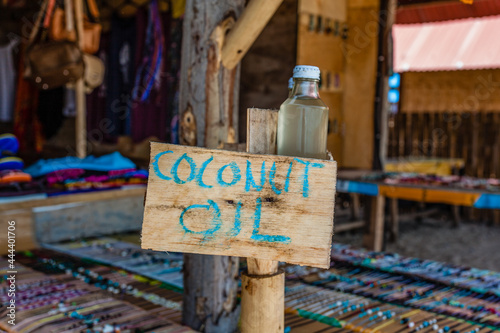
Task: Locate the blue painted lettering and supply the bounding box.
[284,161,293,192]
[196,156,214,188]
[293,158,324,198]
[251,197,291,244]
[217,161,241,187]
[227,201,243,237]
[245,160,266,192]
[171,153,196,184]
[152,151,173,180]
[179,200,222,239]
[269,162,282,195]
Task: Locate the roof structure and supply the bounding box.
[397,0,500,24]
[393,15,500,72]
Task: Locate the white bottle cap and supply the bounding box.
[288,77,294,89]
[293,65,320,80]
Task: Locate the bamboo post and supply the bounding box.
[74,0,86,158]
[221,0,283,70]
[242,108,284,333]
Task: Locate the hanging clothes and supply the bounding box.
[130,1,183,143]
[106,14,136,138]
[130,3,168,142]
[0,39,19,122]
[86,33,111,142]
[37,87,64,140]
[13,45,44,153]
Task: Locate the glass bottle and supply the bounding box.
[277,65,329,160]
[288,77,294,97]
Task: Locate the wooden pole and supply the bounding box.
[221,0,283,70]
[242,108,284,333]
[362,195,385,251]
[179,1,245,331]
[74,0,86,158]
[373,0,396,170]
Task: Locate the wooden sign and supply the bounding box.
[142,142,337,268]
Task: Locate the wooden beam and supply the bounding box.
[221,0,284,70]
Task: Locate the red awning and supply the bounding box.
[397,0,500,24]
[393,15,500,72]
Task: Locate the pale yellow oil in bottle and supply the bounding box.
[277,96,329,160]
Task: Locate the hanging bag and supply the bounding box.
[82,53,105,93]
[49,0,102,54]
[25,0,84,90]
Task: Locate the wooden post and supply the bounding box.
[374,0,396,170]
[350,193,361,221]
[74,0,86,158]
[241,272,284,333]
[362,195,385,251]
[452,205,461,228]
[179,1,245,331]
[389,198,398,242]
[221,0,284,70]
[243,108,284,333]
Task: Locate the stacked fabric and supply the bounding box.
[0,150,148,199]
[0,134,31,187]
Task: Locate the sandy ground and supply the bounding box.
[333,215,500,272]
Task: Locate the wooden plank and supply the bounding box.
[342,0,379,168]
[0,210,37,254]
[221,0,284,70]
[246,108,279,275]
[142,142,337,268]
[0,187,146,212]
[379,185,424,201]
[298,0,346,21]
[296,1,345,164]
[424,189,480,207]
[362,195,385,251]
[33,196,144,243]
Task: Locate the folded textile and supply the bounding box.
[25,152,136,177]
[0,170,32,184]
[46,168,85,185]
[0,156,23,171]
[0,133,19,157]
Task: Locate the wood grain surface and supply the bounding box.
[142,142,337,268]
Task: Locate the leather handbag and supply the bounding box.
[49,0,102,54]
[82,53,105,93]
[25,0,84,90]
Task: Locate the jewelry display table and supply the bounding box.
[337,170,500,251]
